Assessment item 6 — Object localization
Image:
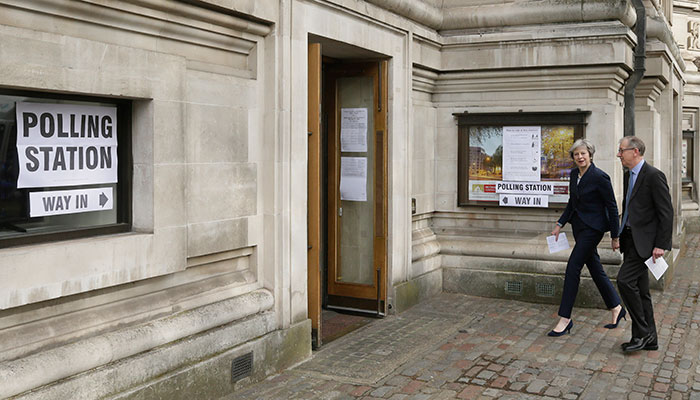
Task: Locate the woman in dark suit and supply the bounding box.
[548,139,626,336]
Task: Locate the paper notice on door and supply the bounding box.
[340,108,368,152]
[645,255,669,281]
[340,156,367,201]
[546,233,570,254]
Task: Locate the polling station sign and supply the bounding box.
[495,181,554,195]
[16,102,118,188]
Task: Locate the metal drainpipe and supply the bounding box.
[624,0,647,137]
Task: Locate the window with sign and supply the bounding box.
[682,133,693,184]
[682,109,696,196]
[454,111,588,207]
[0,89,131,247]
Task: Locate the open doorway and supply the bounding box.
[307,36,389,348]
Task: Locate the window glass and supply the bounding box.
[466,125,575,203]
[455,112,587,207]
[682,138,689,180]
[0,91,130,245]
[682,134,694,183]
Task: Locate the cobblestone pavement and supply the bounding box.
[228,233,700,399]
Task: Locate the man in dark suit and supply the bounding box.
[615,136,673,353]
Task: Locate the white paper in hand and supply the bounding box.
[547,233,570,254]
[645,255,669,280]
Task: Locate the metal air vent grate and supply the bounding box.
[231,352,253,382]
[504,281,522,295]
[536,282,555,297]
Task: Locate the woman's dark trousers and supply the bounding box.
[558,214,621,318]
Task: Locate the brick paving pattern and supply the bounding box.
[227,233,700,399]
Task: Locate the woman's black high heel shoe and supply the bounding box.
[604,307,626,329]
[547,320,573,337]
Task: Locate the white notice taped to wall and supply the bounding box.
[340,108,368,152]
[340,156,367,201]
[503,126,541,182]
[16,102,118,188]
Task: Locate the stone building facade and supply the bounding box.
[674,0,700,214]
[0,0,688,398]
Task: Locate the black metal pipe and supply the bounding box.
[624,0,647,137]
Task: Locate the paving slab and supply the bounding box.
[225,233,700,399]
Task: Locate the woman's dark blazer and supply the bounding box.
[557,163,620,238]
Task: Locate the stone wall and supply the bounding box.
[405,0,684,301]
[0,0,310,398]
[674,0,700,217]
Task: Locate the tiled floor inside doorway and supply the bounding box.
[321,308,375,344]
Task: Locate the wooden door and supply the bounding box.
[326,61,388,315]
[307,43,322,348]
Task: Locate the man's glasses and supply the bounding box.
[617,147,635,154]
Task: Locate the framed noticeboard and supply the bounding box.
[454,111,589,207]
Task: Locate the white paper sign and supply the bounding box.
[340,108,368,152]
[547,233,570,254]
[29,187,113,217]
[496,181,554,195]
[645,255,669,281]
[16,102,118,188]
[469,180,569,203]
[503,126,541,182]
[499,194,548,208]
[340,157,367,201]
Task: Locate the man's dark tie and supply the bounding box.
[619,170,636,235]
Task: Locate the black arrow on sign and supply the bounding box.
[99,192,108,207]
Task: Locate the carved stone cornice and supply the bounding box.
[648,14,686,71]
[412,66,438,94]
[432,66,629,95]
[673,0,700,12]
[365,0,636,31]
[362,0,685,73]
[0,0,269,58]
[683,72,700,94]
[635,76,667,104]
[119,0,271,36]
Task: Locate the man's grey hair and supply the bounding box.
[569,138,595,159]
[619,136,646,156]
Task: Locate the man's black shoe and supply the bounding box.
[623,334,654,353]
[622,339,658,351]
[643,332,659,350]
[644,342,659,351]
